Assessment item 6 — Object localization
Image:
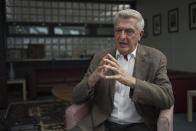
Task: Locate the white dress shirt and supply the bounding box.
[108,48,143,124]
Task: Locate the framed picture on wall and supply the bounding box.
[152,14,161,35]
[189,2,196,30]
[143,19,148,38]
[168,8,179,33]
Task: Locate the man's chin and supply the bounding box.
[118,48,129,55]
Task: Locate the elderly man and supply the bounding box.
[70,9,174,131]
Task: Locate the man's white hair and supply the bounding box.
[114,9,144,33]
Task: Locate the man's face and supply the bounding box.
[114,17,143,56]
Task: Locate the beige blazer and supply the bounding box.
[72,44,174,131]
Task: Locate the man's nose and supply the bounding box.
[119,31,126,38]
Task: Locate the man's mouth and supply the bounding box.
[119,42,128,48]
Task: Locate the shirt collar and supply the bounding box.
[116,45,137,61]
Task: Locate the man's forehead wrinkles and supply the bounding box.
[115,26,134,30]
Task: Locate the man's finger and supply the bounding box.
[104,58,117,68]
[104,65,118,73]
[99,55,109,66]
[104,75,119,80]
[107,54,119,66]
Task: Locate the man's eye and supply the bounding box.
[126,29,134,34]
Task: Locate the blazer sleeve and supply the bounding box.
[72,54,100,104]
[132,54,174,109]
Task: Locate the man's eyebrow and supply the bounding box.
[115,27,133,30]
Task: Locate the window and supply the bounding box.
[54,26,86,35]
[5,0,133,61]
[9,25,49,35]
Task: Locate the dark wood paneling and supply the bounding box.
[0,0,6,76]
[0,76,7,108]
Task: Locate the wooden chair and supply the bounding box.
[65,104,174,131]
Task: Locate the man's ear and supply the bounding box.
[140,30,144,38]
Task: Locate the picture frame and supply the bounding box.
[152,14,161,35]
[143,19,148,38]
[168,8,179,33]
[189,2,196,30]
[27,44,45,59]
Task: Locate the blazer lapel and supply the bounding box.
[133,44,149,80]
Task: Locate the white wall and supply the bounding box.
[137,0,196,72]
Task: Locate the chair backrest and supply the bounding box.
[65,103,90,130]
[157,105,174,131]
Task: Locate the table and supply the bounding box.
[51,84,74,102]
[7,79,27,101]
[187,90,196,122]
